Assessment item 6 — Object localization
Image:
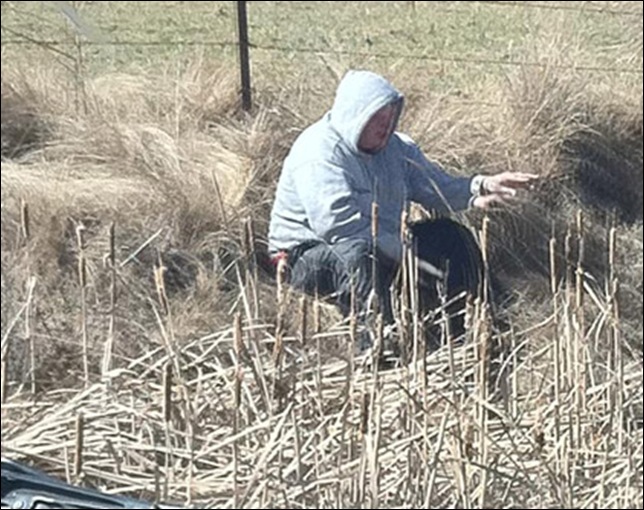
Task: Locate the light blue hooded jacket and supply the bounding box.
[268,70,475,262]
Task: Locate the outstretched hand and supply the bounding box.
[471,171,539,209]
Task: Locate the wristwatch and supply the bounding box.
[470,174,487,196]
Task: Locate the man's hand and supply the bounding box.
[471,171,539,209]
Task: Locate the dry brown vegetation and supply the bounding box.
[1,2,643,508]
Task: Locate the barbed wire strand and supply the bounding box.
[2,35,641,75]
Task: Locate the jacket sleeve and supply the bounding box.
[399,134,474,213]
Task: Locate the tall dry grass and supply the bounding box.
[1,41,642,509]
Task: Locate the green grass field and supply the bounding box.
[2,1,642,92]
[1,2,643,508]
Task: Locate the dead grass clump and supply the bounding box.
[496,65,642,330]
[0,58,310,394]
[560,106,643,225]
[1,75,50,159]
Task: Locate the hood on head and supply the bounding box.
[329,70,404,154]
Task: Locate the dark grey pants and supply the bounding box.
[287,218,484,344]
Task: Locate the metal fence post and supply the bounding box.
[236,0,252,111]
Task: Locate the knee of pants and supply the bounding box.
[329,238,372,268]
[328,239,375,302]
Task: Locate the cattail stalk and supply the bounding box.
[154,255,169,317]
[20,199,30,241]
[477,302,490,508]
[348,307,357,395]
[76,225,89,388]
[564,228,574,392]
[233,313,243,509]
[481,216,490,305]
[608,228,624,451]
[299,295,307,346]
[291,409,304,506]
[26,288,35,394]
[246,217,260,318]
[74,412,84,477]
[550,235,562,476]
[274,257,286,413]
[358,391,370,504]
[20,201,36,394]
[574,211,584,454]
[0,359,7,406]
[371,200,379,318]
[399,210,410,364]
[162,361,173,500]
[369,375,383,509]
[102,222,116,383]
[163,362,173,423]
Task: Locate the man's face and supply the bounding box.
[358,103,397,154]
